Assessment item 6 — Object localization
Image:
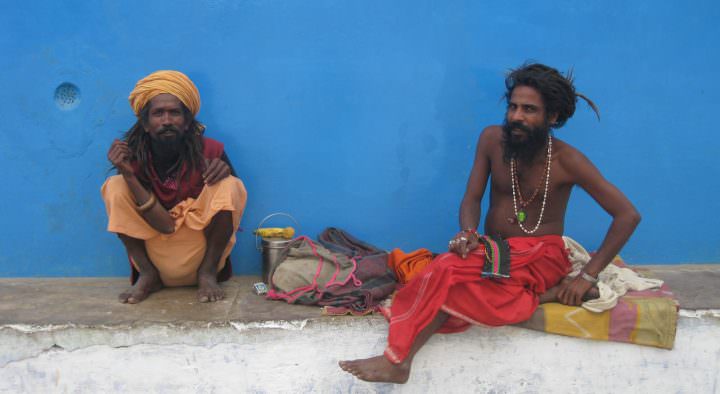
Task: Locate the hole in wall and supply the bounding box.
[54,82,81,110]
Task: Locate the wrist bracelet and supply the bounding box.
[580,271,599,284]
[461,228,479,239]
[460,228,480,240]
[135,193,157,213]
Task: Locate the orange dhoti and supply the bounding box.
[101,175,247,287]
[382,235,570,364]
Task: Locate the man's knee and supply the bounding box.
[205,210,233,238]
[205,176,247,209]
[102,175,135,209]
[102,175,130,194]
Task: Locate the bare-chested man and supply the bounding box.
[339,63,640,383]
[101,70,247,304]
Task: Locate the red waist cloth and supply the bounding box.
[381,235,570,364]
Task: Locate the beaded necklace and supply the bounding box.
[509,135,552,234]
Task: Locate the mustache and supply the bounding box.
[160,125,181,133]
[504,121,532,134]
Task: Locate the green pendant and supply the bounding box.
[517,211,526,223]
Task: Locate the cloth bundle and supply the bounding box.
[564,236,664,312]
[317,227,385,257]
[388,248,434,284]
[267,229,396,313]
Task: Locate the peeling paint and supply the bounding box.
[229,319,308,331]
[1,324,78,333]
[679,309,720,318]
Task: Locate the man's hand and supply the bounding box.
[203,158,232,185]
[448,230,480,259]
[108,139,134,176]
[556,275,595,306]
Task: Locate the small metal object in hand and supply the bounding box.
[253,282,268,295]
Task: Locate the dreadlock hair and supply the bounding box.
[504,63,600,128]
[121,102,206,187]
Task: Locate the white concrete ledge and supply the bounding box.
[1,311,718,393]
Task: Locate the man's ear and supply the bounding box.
[548,112,559,126]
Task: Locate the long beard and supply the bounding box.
[501,120,551,163]
[150,125,187,158]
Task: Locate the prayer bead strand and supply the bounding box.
[510,135,552,234]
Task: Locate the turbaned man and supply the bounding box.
[102,70,247,304]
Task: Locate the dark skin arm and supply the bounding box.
[556,149,641,306]
[107,140,235,234]
[108,139,176,234]
[450,129,492,258]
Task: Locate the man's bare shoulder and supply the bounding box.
[476,125,503,152]
[479,125,503,141]
[552,136,603,185]
[553,137,591,166]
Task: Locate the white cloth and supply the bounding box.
[563,236,664,313]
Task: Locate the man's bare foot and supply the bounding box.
[118,273,162,304]
[197,273,224,302]
[339,356,410,384]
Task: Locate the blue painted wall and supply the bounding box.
[1,1,718,276]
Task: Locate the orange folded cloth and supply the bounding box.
[101,175,246,286]
[388,248,434,284]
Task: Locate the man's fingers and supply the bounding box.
[558,288,568,305]
[108,150,123,164]
[566,284,583,306]
[110,140,128,153]
[458,238,468,259]
[204,159,231,184]
[202,159,219,178]
[558,284,576,306]
[466,239,479,254]
[204,163,223,184]
[448,239,460,254]
[572,294,581,306]
[108,147,129,164]
[202,158,211,176]
[109,141,130,159]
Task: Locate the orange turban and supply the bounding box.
[128,70,201,117]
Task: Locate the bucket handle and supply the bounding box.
[255,212,300,251]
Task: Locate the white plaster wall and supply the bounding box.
[1,314,718,393]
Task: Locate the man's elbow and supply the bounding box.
[626,209,641,228]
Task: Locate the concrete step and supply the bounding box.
[0,268,718,393]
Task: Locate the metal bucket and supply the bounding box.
[261,237,291,284]
[255,213,300,284]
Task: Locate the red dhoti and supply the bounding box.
[382,235,570,364]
